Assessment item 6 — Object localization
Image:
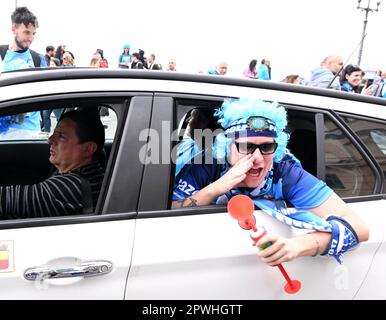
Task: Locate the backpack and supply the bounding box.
[132,60,144,69]
[0,45,42,68]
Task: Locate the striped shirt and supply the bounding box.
[0,162,104,219]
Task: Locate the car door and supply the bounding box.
[333,113,386,299]
[125,94,386,300]
[0,93,152,299]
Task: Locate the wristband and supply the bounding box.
[321,215,359,264]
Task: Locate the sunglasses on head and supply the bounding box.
[234,141,278,155]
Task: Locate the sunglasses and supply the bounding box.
[234,141,278,155]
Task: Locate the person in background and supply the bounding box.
[308,55,343,90]
[147,53,162,70]
[371,70,386,97]
[258,59,270,80]
[40,58,65,136]
[0,7,47,72]
[167,58,177,71]
[89,53,102,68]
[131,52,144,69]
[172,97,369,266]
[87,53,109,117]
[96,49,108,68]
[0,6,47,139]
[44,45,55,66]
[243,59,258,79]
[281,74,302,84]
[139,49,148,69]
[373,69,382,83]
[339,64,372,95]
[118,44,131,69]
[49,57,61,67]
[54,45,66,66]
[208,61,228,75]
[266,60,272,79]
[62,51,75,67]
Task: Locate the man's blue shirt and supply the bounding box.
[1,49,46,133]
[2,49,46,72]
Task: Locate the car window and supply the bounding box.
[171,101,225,207]
[340,115,386,193]
[324,116,377,197]
[0,101,118,220]
[171,99,380,206]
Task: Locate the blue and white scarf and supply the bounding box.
[217,173,358,264]
[251,197,358,264]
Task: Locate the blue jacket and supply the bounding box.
[341,81,354,93]
[310,67,341,90]
[208,69,220,75]
[379,79,386,98]
[258,64,270,80]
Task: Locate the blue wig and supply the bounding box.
[213,97,289,163]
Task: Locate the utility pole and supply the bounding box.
[15,0,18,9]
[356,0,381,66]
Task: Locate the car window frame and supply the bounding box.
[138,94,386,217]
[334,111,386,194]
[281,103,383,196]
[0,92,153,230]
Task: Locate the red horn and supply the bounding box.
[227,195,256,230]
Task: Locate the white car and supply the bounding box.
[0,69,385,299]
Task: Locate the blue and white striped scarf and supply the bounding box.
[217,176,358,264]
[218,183,332,233]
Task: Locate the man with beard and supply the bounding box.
[0,7,47,71]
[0,7,47,139]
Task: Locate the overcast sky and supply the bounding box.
[1,0,385,80]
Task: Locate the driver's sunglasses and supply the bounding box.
[234,141,278,155]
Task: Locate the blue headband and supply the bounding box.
[223,116,277,139]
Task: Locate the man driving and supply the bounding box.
[0,109,105,219]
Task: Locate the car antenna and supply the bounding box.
[327,33,367,89]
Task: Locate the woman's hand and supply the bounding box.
[361,84,373,96]
[255,233,302,266]
[211,154,254,195]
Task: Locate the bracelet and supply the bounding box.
[311,233,320,257]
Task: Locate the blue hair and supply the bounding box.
[213,97,289,163]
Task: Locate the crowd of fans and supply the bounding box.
[1,7,385,99]
[3,40,386,99]
[38,44,386,99]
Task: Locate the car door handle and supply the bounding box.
[24,260,113,281]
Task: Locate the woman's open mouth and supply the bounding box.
[247,168,263,177]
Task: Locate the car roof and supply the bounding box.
[0,68,385,119]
